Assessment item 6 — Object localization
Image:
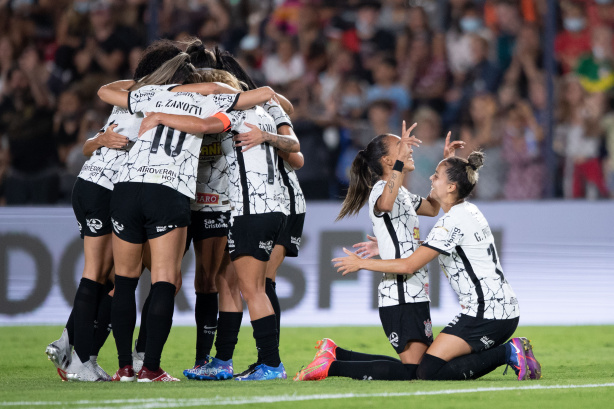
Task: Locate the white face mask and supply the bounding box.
[460,17,482,33]
[593,46,606,60]
[564,17,586,33]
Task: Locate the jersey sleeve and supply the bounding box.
[422,215,463,256]
[263,101,293,129]
[227,110,247,131]
[127,85,161,115]
[211,93,240,113]
[369,181,386,217]
[409,192,422,211]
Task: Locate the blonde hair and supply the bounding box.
[197,68,245,91]
[130,53,198,91]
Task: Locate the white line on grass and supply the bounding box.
[3,383,614,408]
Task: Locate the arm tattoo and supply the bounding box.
[263,131,298,152]
[387,173,398,194]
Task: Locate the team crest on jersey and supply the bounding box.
[424,319,433,338]
[388,332,399,347]
[200,142,222,160]
[111,218,124,234]
[77,221,82,232]
[86,218,103,233]
[196,192,220,205]
[480,336,495,349]
[259,240,273,254]
[290,236,301,248]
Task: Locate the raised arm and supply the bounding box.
[332,245,439,276]
[97,80,135,108]
[138,112,226,137]
[171,81,239,96]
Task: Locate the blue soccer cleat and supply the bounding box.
[183,356,210,379]
[234,362,287,381]
[195,357,233,380]
[504,337,529,380]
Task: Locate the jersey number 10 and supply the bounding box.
[150,125,187,157]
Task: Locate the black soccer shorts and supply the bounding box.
[72,178,113,239]
[379,301,434,354]
[228,212,286,262]
[188,211,231,243]
[440,313,519,352]
[275,212,305,257]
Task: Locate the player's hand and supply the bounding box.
[98,124,129,149]
[352,235,379,259]
[233,123,265,151]
[332,248,363,276]
[443,131,465,159]
[396,121,420,167]
[138,113,159,137]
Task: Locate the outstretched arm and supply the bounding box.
[233,123,300,153]
[97,80,135,108]
[138,112,226,137]
[332,245,439,276]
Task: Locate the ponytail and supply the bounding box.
[337,134,390,220]
[130,53,196,91]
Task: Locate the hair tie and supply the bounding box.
[469,164,477,171]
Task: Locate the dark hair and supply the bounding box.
[133,40,182,80]
[442,151,485,201]
[337,134,390,220]
[185,38,217,70]
[215,48,257,91]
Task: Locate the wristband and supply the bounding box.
[393,160,404,172]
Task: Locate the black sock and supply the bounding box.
[251,314,280,367]
[214,311,243,361]
[336,346,402,363]
[417,346,507,380]
[265,278,281,343]
[91,293,113,356]
[328,360,416,380]
[143,281,176,372]
[135,287,152,354]
[195,292,218,361]
[112,275,139,368]
[73,278,104,363]
[65,310,75,346]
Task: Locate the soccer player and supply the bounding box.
[332,152,542,381]
[296,124,462,381]
[45,40,183,382]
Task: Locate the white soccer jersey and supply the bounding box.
[191,132,231,212]
[118,86,238,198]
[423,201,519,320]
[369,180,430,307]
[78,106,142,190]
[222,106,285,216]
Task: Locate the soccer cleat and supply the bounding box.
[111,365,136,382]
[45,328,72,381]
[89,356,111,381]
[233,362,260,378]
[137,366,180,382]
[132,341,145,374]
[520,337,542,380]
[183,356,211,379]
[195,357,233,380]
[294,350,335,381]
[314,338,338,360]
[504,337,529,380]
[65,351,102,382]
[234,363,287,381]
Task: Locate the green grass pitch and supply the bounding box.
[1,325,613,408]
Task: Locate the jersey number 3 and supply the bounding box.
[150,125,186,157]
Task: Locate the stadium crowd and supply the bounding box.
[0,0,612,204]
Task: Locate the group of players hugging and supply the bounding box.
[45,37,541,384]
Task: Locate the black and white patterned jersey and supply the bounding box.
[423,201,519,320]
[222,106,285,216]
[263,100,293,129]
[191,132,231,212]
[276,155,306,215]
[369,180,430,307]
[118,86,238,198]
[77,105,142,190]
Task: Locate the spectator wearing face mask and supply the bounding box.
[555,0,592,73]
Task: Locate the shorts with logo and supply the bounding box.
[228,212,286,262]
[441,313,519,353]
[110,182,191,244]
[379,301,433,354]
[72,178,113,239]
[189,211,231,242]
[275,212,305,257]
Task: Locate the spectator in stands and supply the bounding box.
[555,0,592,74]
[502,23,542,98]
[262,36,305,87]
[575,25,614,92]
[491,0,525,72]
[366,55,410,130]
[354,0,396,72]
[501,101,545,199]
[0,36,15,97]
[53,88,83,167]
[394,6,432,65]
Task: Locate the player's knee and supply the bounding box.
[416,354,447,380]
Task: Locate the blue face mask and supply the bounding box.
[595,0,613,5]
[564,17,586,32]
[460,17,482,33]
[73,1,90,14]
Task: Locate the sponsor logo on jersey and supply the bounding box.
[111,218,124,234]
[81,165,104,173]
[111,106,129,115]
[388,332,399,347]
[137,166,177,181]
[413,227,420,240]
[86,218,103,233]
[203,215,228,230]
[480,336,495,349]
[290,236,301,248]
[199,142,222,160]
[445,227,463,246]
[424,319,433,338]
[196,192,220,205]
[424,282,429,296]
[259,240,273,254]
[156,225,176,233]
